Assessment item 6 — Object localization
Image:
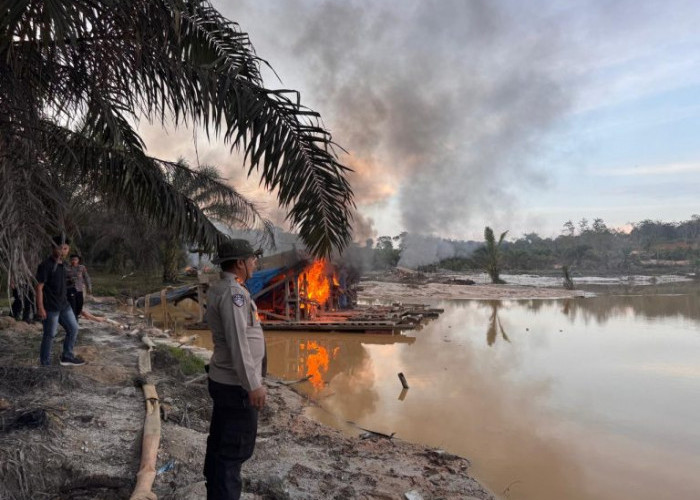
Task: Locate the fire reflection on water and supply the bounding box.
[300,341,333,391]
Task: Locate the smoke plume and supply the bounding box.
[221,0,576,238]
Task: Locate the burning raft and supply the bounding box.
[138,250,443,333]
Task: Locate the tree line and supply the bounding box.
[366,216,700,276]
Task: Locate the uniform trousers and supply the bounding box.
[204,379,258,500]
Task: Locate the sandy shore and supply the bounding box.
[0,303,495,500]
[360,280,587,302]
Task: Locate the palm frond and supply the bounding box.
[1,0,354,284]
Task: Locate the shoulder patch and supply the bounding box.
[232,294,245,307]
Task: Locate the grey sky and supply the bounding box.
[144,0,700,241]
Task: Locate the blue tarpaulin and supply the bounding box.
[246,267,285,297]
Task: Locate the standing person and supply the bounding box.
[204,239,265,500]
[11,279,34,323]
[36,236,85,367]
[66,254,92,320]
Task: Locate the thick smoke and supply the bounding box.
[397,234,456,269]
[350,210,376,244]
[222,0,576,238]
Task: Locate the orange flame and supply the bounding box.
[305,341,329,391]
[303,259,331,304]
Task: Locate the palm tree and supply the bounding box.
[484,226,508,284]
[158,159,273,282]
[0,0,354,285]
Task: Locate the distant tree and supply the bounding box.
[484,227,508,284]
[578,218,590,234]
[373,236,400,269]
[592,218,608,233]
[563,220,575,236]
[376,236,394,251]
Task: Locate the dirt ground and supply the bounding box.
[0,301,495,500]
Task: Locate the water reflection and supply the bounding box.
[484,300,510,346]
[514,283,700,326]
[266,333,416,423]
[262,287,700,500]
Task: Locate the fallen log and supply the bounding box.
[80,310,106,322]
[141,335,157,351]
[129,380,161,500]
[138,351,152,375]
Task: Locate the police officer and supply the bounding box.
[204,238,265,500]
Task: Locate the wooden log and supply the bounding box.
[138,351,151,375]
[141,335,156,351]
[80,310,106,322]
[129,383,161,500]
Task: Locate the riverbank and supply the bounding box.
[0,301,495,500]
[359,280,587,302]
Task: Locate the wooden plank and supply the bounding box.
[260,322,416,332]
[258,310,292,321]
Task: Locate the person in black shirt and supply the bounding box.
[36,236,85,366]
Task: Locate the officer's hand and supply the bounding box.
[249,386,266,410]
[37,307,47,320]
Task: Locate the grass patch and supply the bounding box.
[160,345,206,376]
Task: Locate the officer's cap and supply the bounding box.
[212,239,263,265]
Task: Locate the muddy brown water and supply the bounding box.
[176,283,700,500]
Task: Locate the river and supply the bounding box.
[190,279,700,500]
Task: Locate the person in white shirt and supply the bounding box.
[203,238,265,500]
